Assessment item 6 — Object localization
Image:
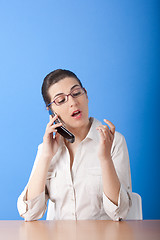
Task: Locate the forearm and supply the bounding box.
[27,155,51,200]
[100,157,120,206]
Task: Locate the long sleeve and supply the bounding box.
[17,144,49,221]
[17,118,133,221]
[102,132,132,221]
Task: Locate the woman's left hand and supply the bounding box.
[96,119,115,161]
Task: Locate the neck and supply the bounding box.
[65,118,92,146]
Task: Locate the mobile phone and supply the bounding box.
[48,108,75,143]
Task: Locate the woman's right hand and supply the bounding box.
[42,114,63,161]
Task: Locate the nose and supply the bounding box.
[68,95,78,107]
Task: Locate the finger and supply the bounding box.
[47,128,57,134]
[51,122,63,129]
[46,121,62,135]
[55,131,61,144]
[103,119,115,135]
[48,114,59,126]
[97,128,106,142]
[97,126,111,141]
[97,125,110,134]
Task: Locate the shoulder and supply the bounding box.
[38,142,43,149]
[111,131,128,157]
[114,131,125,143]
[113,131,127,148]
[36,142,43,154]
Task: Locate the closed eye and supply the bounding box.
[72,91,81,97]
[55,96,66,104]
[72,88,82,97]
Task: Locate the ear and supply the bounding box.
[84,88,88,99]
[46,106,53,116]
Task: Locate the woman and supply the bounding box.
[17,69,132,221]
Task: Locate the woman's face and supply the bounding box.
[47,77,89,131]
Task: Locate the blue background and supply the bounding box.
[0,0,159,220]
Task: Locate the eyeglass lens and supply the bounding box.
[55,87,84,105]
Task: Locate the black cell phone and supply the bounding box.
[49,108,75,143]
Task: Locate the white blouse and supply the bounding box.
[17,118,132,221]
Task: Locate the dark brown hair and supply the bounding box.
[41,69,83,106]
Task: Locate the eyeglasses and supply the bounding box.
[47,87,86,107]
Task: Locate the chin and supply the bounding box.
[67,118,89,130]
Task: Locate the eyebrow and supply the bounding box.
[53,84,80,99]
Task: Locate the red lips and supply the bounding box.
[71,110,81,117]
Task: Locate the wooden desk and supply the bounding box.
[0,220,160,240]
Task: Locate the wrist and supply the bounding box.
[99,154,112,163]
[40,153,53,164]
[99,156,114,170]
